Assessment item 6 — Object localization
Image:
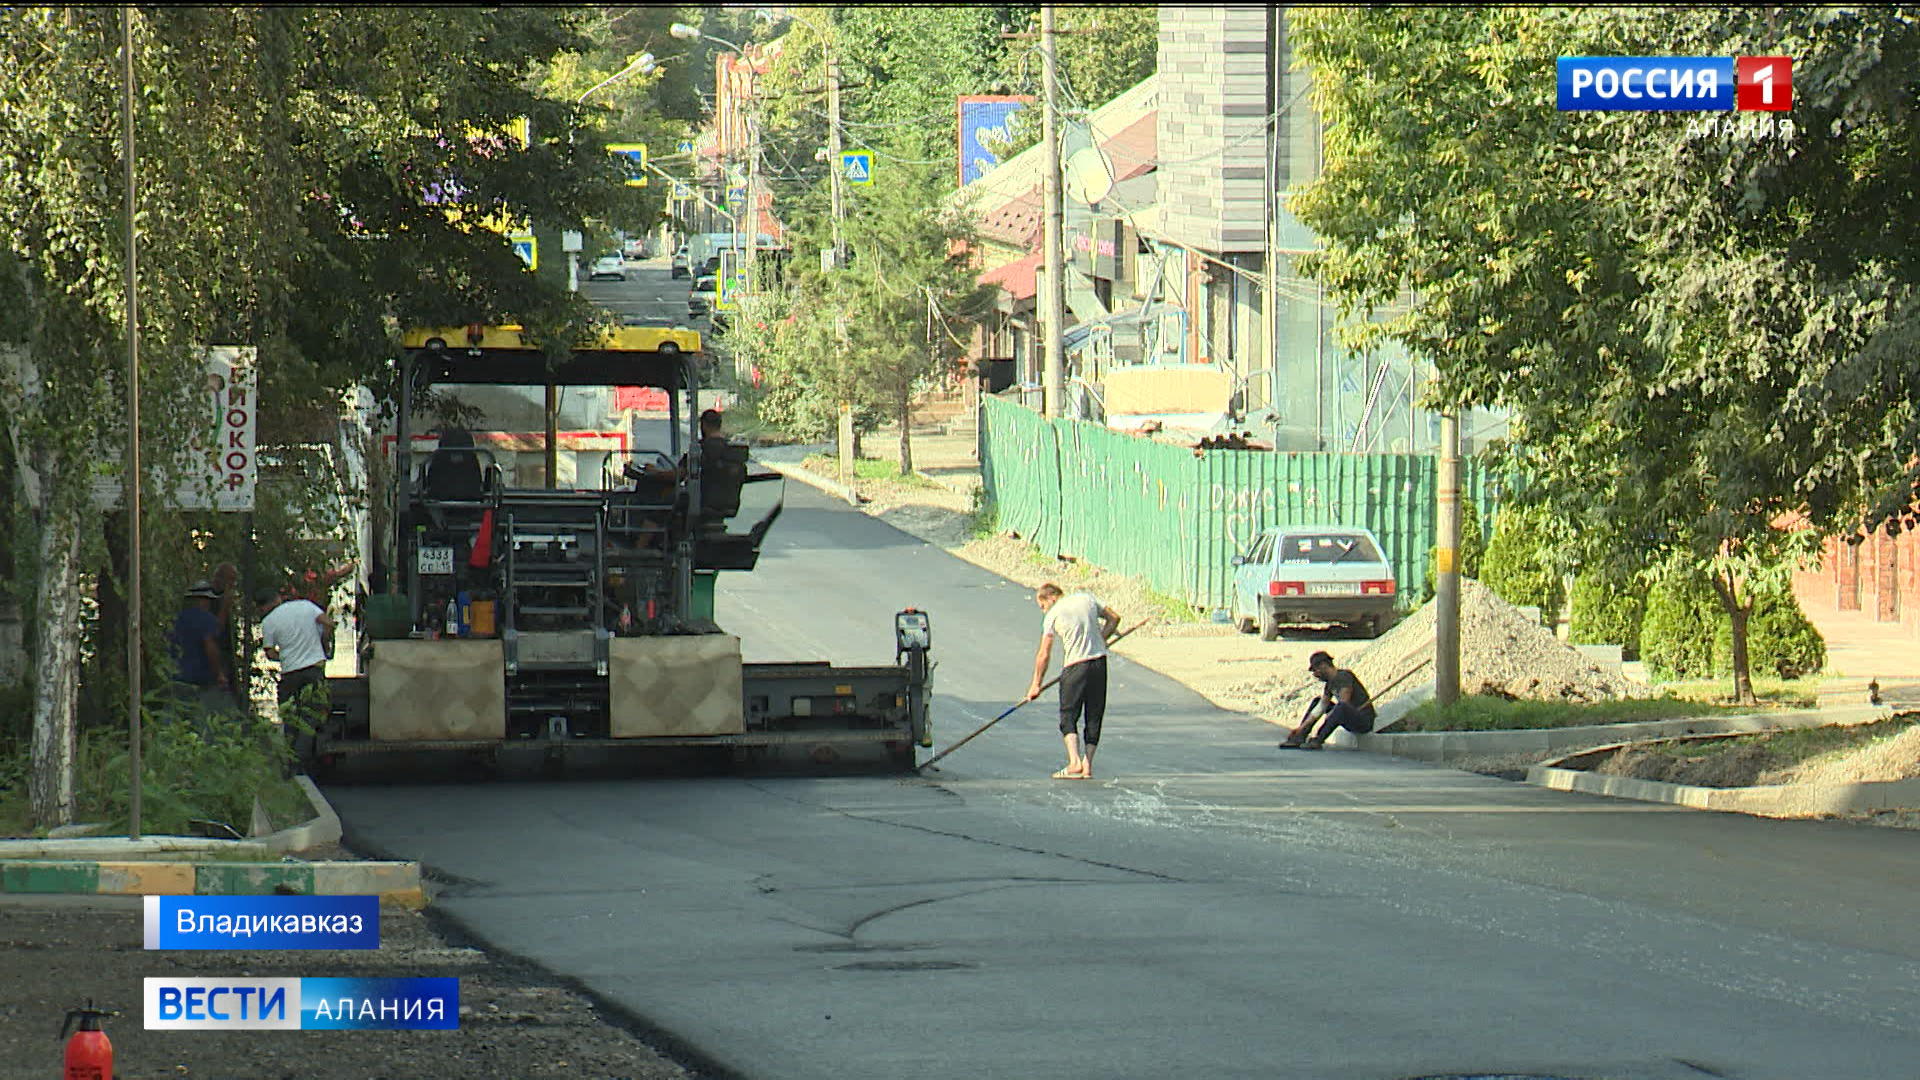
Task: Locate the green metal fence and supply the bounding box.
[980,397,1496,611]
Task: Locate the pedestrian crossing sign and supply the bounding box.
[677,139,695,154]
[841,151,873,185]
[607,143,648,187]
[509,234,537,271]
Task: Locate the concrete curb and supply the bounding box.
[0,780,423,904]
[762,460,862,507]
[1337,703,1891,761]
[0,858,426,904]
[1526,729,1920,817]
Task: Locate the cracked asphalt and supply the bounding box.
[326,483,1920,1080]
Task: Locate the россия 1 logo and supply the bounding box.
[1558,57,1792,112]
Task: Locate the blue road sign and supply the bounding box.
[676,139,695,154]
[726,185,746,207]
[607,143,648,187]
[509,234,537,270]
[841,151,873,185]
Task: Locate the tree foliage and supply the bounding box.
[1480,504,1566,626]
[1290,8,1920,702]
[724,159,993,461]
[0,7,636,824]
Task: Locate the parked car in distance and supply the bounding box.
[1229,525,1397,641]
[697,254,723,278]
[671,245,690,278]
[688,274,717,318]
[623,238,648,260]
[587,253,627,281]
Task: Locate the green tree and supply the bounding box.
[727,159,993,470]
[991,6,1160,158]
[1640,562,1719,682]
[1289,8,1916,705]
[1568,565,1647,661]
[0,7,626,826]
[1480,504,1566,625]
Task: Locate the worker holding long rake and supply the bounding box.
[1025,583,1121,780]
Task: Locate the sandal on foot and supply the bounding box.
[1052,768,1086,779]
[1277,739,1306,750]
[1301,739,1325,750]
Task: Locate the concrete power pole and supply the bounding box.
[1435,411,1462,706]
[1040,5,1066,420]
[826,46,857,485]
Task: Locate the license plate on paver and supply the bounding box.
[1308,583,1358,596]
[417,545,454,575]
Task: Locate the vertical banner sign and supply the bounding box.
[957,95,1031,187]
[192,346,257,512]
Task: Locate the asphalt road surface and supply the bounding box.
[329,484,1920,1080]
[580,253,697,330]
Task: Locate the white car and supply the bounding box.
[1230,524,1399,641]
[688,274,717,318]
[587,253,626,281]
[670,245,690,278]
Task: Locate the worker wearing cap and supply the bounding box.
[168,581,233,717]
[1278,650,1376,750]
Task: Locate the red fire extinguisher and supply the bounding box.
[59,1001,114,1080]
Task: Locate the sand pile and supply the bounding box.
[1232,579,1646,722]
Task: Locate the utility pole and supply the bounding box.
[745,110,760,380]
[121,6,143,839]
[1264,4,1283,447]
[1040,4,1066,420]
[827,44,857,485]
[1435,411,1461,706]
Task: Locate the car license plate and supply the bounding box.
[1308,583,1358,596]
[417,545,454,575]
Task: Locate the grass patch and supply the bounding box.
[800,454,940,488]
[1394,694,1768,733]
[1653,717,1910,764]
[1657,675,1821,709]
[967,487,999,539]
[1143,587,1202,624]
[0,695,309,838]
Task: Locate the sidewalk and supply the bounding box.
[751,424,983,498]
[0,778,426,904]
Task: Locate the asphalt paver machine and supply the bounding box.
[322,325,933,771]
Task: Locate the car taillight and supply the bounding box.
[1361,580,1396,595]
[1269,581,1305,597]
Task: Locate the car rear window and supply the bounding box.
[1276,533,1381,564]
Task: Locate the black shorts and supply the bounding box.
[1057,657,1108,745]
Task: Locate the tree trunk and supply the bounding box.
[1710,566,1757,706]
[897,384,914,477]
[27,468,82,827]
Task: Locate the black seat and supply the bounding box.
[422,430,491,502]
[700,442,750,522]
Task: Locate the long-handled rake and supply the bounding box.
[916,619,1153,773]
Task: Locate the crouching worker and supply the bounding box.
[1278,650,1375,750]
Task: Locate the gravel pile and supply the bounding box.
[1231,579,1646,721]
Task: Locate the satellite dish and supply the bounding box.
[1060,121,1114,206]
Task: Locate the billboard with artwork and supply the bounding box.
[957,95,1032,187]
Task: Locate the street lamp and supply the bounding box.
[576,51,656,104]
